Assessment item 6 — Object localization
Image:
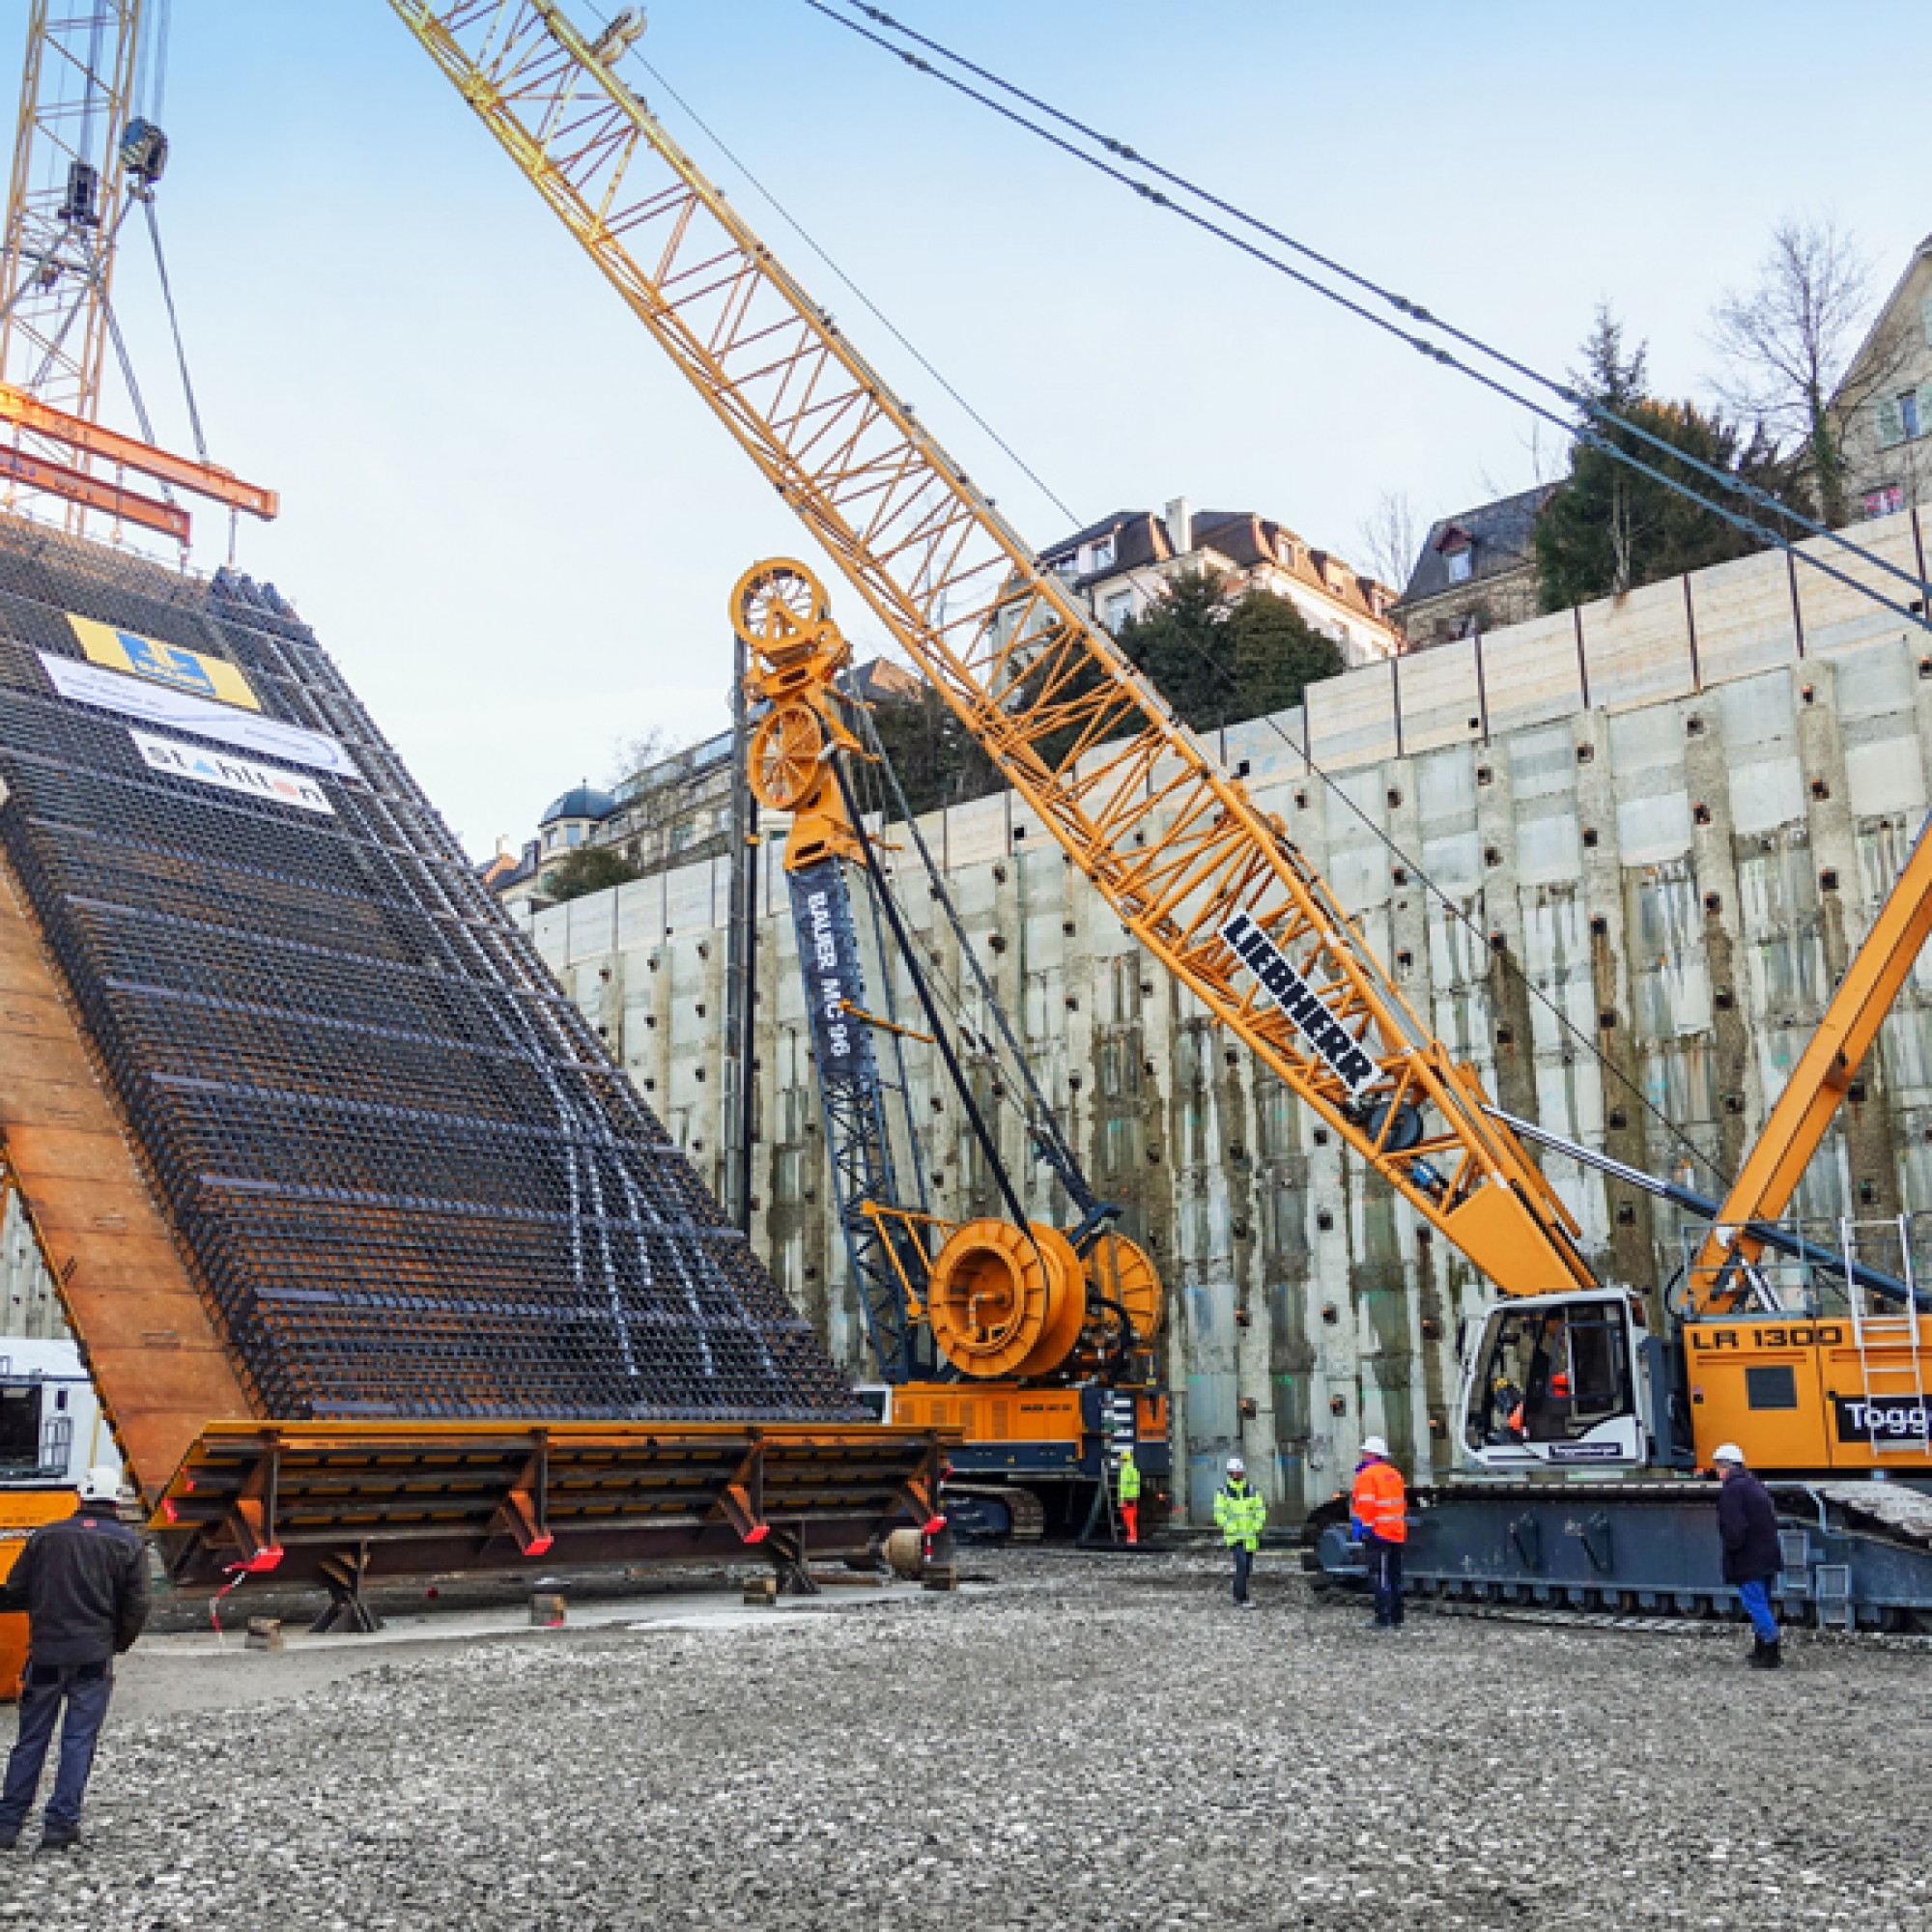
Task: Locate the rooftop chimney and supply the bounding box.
[1164,496,1194,556]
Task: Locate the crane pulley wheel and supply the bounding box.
[748,702,828,813]
[731,557,831,654]
[927,1219,1087,1380]
[1083,1231,1162,1346]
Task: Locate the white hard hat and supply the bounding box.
[1712,1443,1746,1466]
[77,1465,122,1505]
[1225,1455,1246,1476]
[1361,1435,1389,1459]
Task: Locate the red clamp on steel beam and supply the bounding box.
[923,1516,948,1536]
[160,1497,180,1523]
[742,1522,771,1546]
[525,1533,554,1556]
[232,1545,285,1575]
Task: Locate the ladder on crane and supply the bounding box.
[1843,1215,1932,1460]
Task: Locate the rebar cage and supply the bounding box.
[0,514,864,1426]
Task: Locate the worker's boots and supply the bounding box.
[1747,1635,1782,1670]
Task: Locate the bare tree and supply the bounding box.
[607,724,671,788]
[1356,489,1420,597]
[1708,216,1901,527]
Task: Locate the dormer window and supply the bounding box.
[1089,537,1116,572]
[1053,554,1080,580]
[1435,525,1475,584]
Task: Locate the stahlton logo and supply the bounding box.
[1222,911,1377,1095]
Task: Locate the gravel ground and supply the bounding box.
[3,1547,1929,1930]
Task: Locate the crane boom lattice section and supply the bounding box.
[0,2,143,531]
[392,0,1592,1296]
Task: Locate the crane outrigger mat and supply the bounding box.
[0,514,867,1478]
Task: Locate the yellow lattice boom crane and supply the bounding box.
[390,1,1932,1623]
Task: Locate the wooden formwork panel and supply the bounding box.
[0,862,251,1497]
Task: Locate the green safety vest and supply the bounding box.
[1213,1479,1265,1549]
[1117,1456,1142,1502]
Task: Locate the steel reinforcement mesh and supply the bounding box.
[0,515,862,1423]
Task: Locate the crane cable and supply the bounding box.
[800,0,1932,635]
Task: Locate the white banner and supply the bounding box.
[129,731,335,815]
[40,652,355,778]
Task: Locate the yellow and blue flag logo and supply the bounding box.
[66,613,260,713]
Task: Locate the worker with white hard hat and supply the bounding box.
[1712,1444,1783,1669]
[1212,1455,1265,1608]
[1350,1435,1408,1631]
[0,1465,148,1853]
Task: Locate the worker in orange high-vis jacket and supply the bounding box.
[1350,1436,1407,1632]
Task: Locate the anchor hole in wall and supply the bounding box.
[1686,715,1706,736]
[1809,779,1831,801]
[1703,893,1722,914]
[1476,765,1493,786]
[1576,743,1595,763]
[1820,868,1840,893]
[1582,827,1599,848]
[1693,803,1712,826]
[1328,1393,1348,1415]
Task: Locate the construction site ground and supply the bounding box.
[3,1547,1927,1930]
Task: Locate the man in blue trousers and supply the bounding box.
[1714,1443,1782,1670]
[0,1465,149,1852]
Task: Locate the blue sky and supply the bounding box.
[5,2,1928,856]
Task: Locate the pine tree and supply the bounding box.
[1536,307,1801,610]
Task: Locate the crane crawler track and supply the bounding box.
[1305,1479,1932,1632]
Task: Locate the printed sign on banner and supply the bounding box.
[67,613,261,712]
[129,730,334,815]
[39,653,355,777]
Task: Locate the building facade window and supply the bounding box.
[1090,537,1116,572]
[1103,590,1134,633]
[1878,388,1924,447]
[1445,546,1474,584]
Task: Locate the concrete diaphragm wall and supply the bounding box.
[528,508,1932,1523]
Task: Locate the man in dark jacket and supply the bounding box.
[1714,1443,1782,1670]
[0,1466,149,1852]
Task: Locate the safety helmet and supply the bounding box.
[1360,1435,1388,1459]
[1225,1456,1246,1477]
[1712,1443,1746,1466]
[77,1465,122,1505]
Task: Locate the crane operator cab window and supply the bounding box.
[1461,1293,1645,1468]
[0,1377,43,1478]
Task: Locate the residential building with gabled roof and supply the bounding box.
[1393,483,1557,648]
[1038,497,1400,667]
[1833,233,1932,523]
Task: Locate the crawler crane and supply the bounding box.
[389,0,1932,1621]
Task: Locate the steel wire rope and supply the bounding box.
[565,2,1084,529]
[141,201,209,465]
[842,669,1097,1213]
[800,0,1932,633]
[817,0,1929,610]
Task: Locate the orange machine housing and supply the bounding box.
[1688,1315,1932,1473]
[0,1490,75,1702]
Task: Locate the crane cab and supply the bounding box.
[1456,1290,1655,1472]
